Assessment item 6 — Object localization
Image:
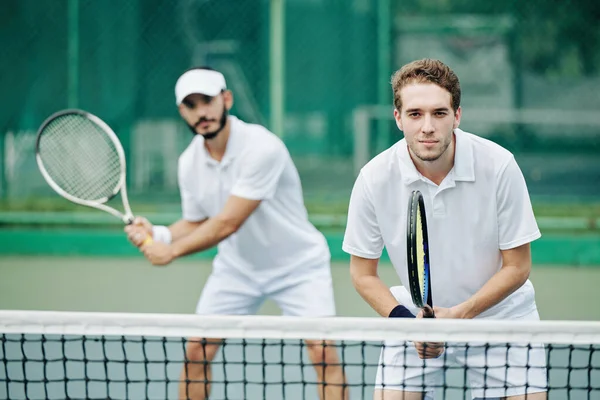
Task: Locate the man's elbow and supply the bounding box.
[215,214,244,237]
[521,264,531,283]
[350,269,362,289]
[514,262,532,286]
[350,265,375,290]
[503,243,533,286]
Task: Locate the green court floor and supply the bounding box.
[1,256,599,320]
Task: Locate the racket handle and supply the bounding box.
[422,305,435,318]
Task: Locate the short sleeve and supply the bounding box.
[230,143,287,200]
[178,162,207,222]
[342,172,384,259]
[496,156,541,250]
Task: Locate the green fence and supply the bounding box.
[1,0,599,226]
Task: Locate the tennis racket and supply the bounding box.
[35,109,152,244]
[406,190,434,318]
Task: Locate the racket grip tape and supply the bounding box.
[422,305,436,319]
[142,235,154,246]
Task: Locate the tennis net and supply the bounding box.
[1,310,599,399]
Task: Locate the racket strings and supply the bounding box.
[38,115,123,202]
[42,121,118,196]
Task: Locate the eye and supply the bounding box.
[435,111,448,117]
[408,112,420,118]
[182,99,194,109]
[200,95,214,104]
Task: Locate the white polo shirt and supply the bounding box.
[343,128,541,319]
[177,116,330,280]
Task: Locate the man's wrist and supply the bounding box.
[388,305,415,318]
[169,242,183,259]
[454,300,476,319]
[167,244,179,262]
[152,225,172,244]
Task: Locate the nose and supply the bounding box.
[193,107,208,122]
[421,114,434,134]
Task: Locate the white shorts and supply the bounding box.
[375,310,548,399]
[195,264,336,317]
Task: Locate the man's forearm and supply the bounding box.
[167,219,206,242]
[170,217,235,258]
[457,264,529,319]
[352,275,401,317]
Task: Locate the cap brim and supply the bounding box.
[175,69,227,104]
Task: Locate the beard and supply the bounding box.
[187,105,229,140]
[409,130,453,162]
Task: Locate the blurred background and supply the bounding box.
[1,2,600,399]
[1,0,599,316]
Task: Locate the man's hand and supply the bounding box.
[420,304,435,318]
[432,305,468,319]
[140,241,176,266]
[413,340,445,359]
[413,305,445,359]
[124,217,153,247]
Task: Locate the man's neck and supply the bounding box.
[204,118,231,162]
[410,134,456,186]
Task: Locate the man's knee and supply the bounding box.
[304,340,340,365]
[185,338,222,363]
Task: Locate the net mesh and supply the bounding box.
[1,311,599,400]
[36,114,123,202]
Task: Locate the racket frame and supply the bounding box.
[35,109,135,224]
[406,190,433,309]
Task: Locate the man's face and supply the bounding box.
[178,91,233,139]
[394,83,461,162]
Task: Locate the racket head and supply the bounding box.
[35,109,131,221]
[406,190,432,309]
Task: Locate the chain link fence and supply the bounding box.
[1,0,599,217]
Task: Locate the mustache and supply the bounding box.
[194,117,216,127]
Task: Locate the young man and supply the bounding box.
[125,67,347,400]
[342,59,547,399]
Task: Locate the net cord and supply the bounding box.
[1,310,600,344]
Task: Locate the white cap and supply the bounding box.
[175,69,227,105]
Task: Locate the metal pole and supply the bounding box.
[377,0,391,152]
[67,0,79,108]
[270,0,285,137]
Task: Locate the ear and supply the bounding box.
[453,106,462,129]
[223,90,234,110]
[394,108,403,131]
[177,103,187,118]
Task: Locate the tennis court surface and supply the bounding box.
[1,258,599,399]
